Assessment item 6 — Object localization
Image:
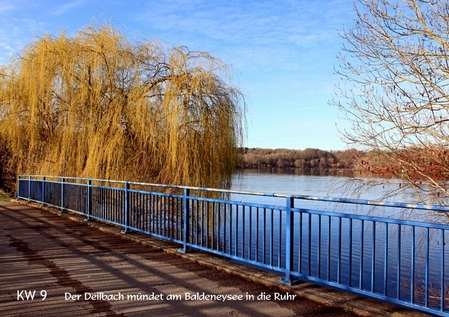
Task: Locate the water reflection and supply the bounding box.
[231,169,448,224]
[228,170,449,304]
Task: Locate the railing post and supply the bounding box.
[60,177,66,213]
[279,196,298,285]
[16,176,20,199]
[179,188,190,253]
[122,182,130,234]
[28,175,31,200]
[41,176,46,205]
[85,179,92,221]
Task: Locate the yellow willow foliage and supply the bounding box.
[0,25,246,189]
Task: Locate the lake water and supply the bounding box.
[231,169,449,223]
[226,169,448,303]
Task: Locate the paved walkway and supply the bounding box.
[0,201,429,317]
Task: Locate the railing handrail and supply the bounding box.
[18,174,449,213]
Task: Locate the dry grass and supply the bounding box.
[0,189,10,201]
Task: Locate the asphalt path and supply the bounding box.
[0,201,427,317]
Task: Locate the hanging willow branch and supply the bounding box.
[0,24,246,189]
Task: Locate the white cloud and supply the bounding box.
[133,0,353,72]
[50,0,84,16]
[0,4,14,13]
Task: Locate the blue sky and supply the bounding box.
[0,0,356,150]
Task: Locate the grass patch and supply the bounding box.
[0,191,11,201]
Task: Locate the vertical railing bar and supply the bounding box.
[174,196,177,239]
[226,204,229,254]
[154,194,158,233]
[226,203,230,254]
[156,196,161,235]
[132,190,135,227]
[159,195,163,236]
[28,175,31,200]
[150,193,153,233]
[279,207,283,269]
[162,194,166,238]
[263,207,267,265]
[192,199,196,246]
[384,222,388,296]
[137,191,141,230]
[349,218,353,288]
[270,208,274,267]
[135,191,137,226]
[110,186,114,222]
[206,200,210,249]
[104,187,108,221]
[371,221,376,293]
[121,187,125,223]
[204,201,208,248]
[105,183,108,219]
[279,196,294,284]
[337,217,342,284]
[60,177,65,213]
[161,194,164,235]
[86,179,92,221]
[231,203,235,255]
[147,194,150,233]
[160,194,163,235]
[107,186,110,220]
[298,212,303,274]
[198,200,202,247]
[235,205,239,257]
[161,195,168,237]
[179,188,190,253]
[111,187,114,221]
[155,194,159,235]
[195,200,203,246]
[262,207,266,265]
[359,220,364,290]
[242,205,246,259]
[168,194,172,237]
[199,200,203,247]
[141,191,143,229]
[216,203,220,251]
[213,202,216,250]
[142,193,146,232]
[150,194,154,233]
[397,224,402,301]
[122,182,130,234]
[441,228,445,313]
[212,202,221,251]
[425,227,429,308]
[327,215,331,282]
[197,199,200,246]
[100,187,103,219]
[308,213,312,276]
[317,214,322,279]
[249,206,253,260]
[144,193,148,233]
[17,176,21,200]
[255,207,259,262]
[41,176,45,204]
[411,226,416,304]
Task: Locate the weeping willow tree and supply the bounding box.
[0,25,246,189]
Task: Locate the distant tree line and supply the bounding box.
[238,148,362,170]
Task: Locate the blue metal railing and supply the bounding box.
[16,175,449,316]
